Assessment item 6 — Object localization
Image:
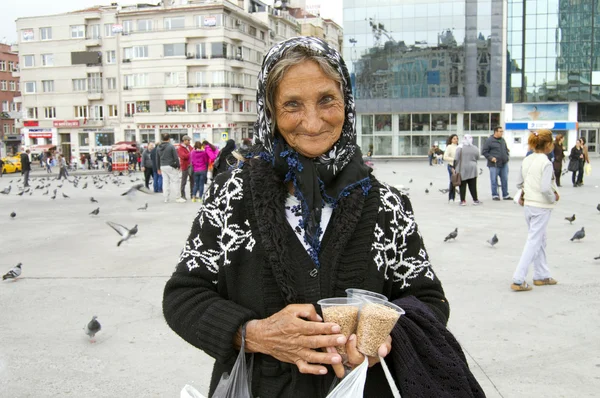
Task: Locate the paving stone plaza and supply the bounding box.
[1,158,598,397]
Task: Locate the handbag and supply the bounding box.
[451,148,463,187]
[584,162,592,176]
[567,158,579,172]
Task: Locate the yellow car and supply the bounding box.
[1,158,21,174]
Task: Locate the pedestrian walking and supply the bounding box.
[190,141,209,202]
[142,143,154,189]
[579,136,591,184]
[568,138,585,187]
[57,154,68,180]
[177,135,194,200]
[156,133,184,203]
[482,126,512,201]
[552,134,565,187]
[20,150,31,187]
[151,141,162,193]
[443,134,458,202]
[454,134,482,206]
[512,130,559,291]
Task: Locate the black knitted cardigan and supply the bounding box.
[163,158,455,398]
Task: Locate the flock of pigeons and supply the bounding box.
[2,172,155,342]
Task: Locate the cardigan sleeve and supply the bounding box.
[384,186,450,325]
[162,176,258,365]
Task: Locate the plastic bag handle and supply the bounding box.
[241,321,254,388]
[379,356,401,398]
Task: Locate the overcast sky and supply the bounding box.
[0,0,343,45]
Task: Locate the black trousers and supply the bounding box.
[181,166,194,198]
[572,162,584,185]
[553,163,562,186]
[459,177,478,202]
[144,167,153,188]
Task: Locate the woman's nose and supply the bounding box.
[302,106,322,133]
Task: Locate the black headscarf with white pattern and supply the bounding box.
[252,36,372,268]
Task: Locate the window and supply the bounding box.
[244,101,253,113]
[165,71,185,86]
[164,17,185,30]
[90,105,104,120]
[125,102,136,116]
[21,29,34,41]
[124,73,148,87]
[23,55,35,68]
[42,80,54,92]
[124,46,149,59]
[88,73,102,93]
[140,129,155,143]
[166,100,186,112]
[123,20,133,34]
[0,81,6,90]
[108,105,118,117]
[79,133,89,146]
[195,71,207,86]
[104,23,115,37]
[136,101,150,113]
[137,19,153,32]
[1,101,8,111]
[260,31,265,41]
[210,99,229,112]
[71,25,85,38]
[9,81,16,91]
[0,61,5,71]
[10,102,17,112]
[72,79,87,92]
[44,107,56,119]
[95,133,114,146]
[88,24,100,39]
[3,124,8,135]
[24,81,36,93]
[106,50,116,64]
[106,77,117,90]
[8,61,15,71]
[74,105,89,118]
[195,43,206,58]
[197,14,223,27]
[40,27,52,40]
[212,71,230,86]
[25,107,38,119]
[211,42,227,58]
[41,54,54,66]
[163,43,186,57]
[248,26,257,37]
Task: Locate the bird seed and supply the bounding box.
[356,303,400,357]
[322,305,359,356]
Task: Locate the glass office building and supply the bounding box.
[507,0,600,155]
[343,0,504,156]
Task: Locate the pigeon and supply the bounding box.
[10,212,16,219]
[2,263,22,280]
[62,193,70,199]
[429,182,433,186]
[137,202,148,211]
[1,186,11,194]
[425,188,429,194]
[50,195,56,200]
[565,214,576,224]
[82,183,88,189]
[17,191,24,196]
[53,189,57,195]
[90,197,99,203]
[487,234,498,247]
[409,179,413,183]
[106,221,138,246]
[597,203,600,212]
[439,188,450,194]
[444,228,458,242]
[594,255,600,260]
[89,207,100,216]
[85,316,102,343]
[570,227,585,241]
[121,184,149,196]
[43,190,48,196]
[392,171,396,174]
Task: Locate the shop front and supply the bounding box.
[3,134,22,156]
[504,103,578,156]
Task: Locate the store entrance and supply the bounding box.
[579,129,598,155]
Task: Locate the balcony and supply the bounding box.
[85,37,102,47]
[87,90,104,100]
[11,68,20,78]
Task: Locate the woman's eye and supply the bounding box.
[284,101,298,108]
[320,96,334,104]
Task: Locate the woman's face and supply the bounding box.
[451,136,458,144]
[274,60,345,158]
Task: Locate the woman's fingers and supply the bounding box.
[295,359,329,375]
[325,347,346,379]
[345,334,365,367]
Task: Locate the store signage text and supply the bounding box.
[54,120,81,128]
[137,124,237,129]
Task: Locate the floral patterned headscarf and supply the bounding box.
[253,37,372,269]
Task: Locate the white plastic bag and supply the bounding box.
[212,324,254,398]
[326,357,369,398]
[180,384,207,398]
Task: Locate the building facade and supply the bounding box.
[344,0,505,156]
[0,44,21,156]
[507,0,600,156]
[14,0,271,158]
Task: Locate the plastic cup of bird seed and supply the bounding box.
[356,298,405,357]
[317,297,363,359]
[345,288,388,302]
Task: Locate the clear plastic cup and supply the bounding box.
[317,297,362,359]
[345,288,388,302]
[355,297,405,357]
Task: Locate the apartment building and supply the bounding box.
[287,8,342,51]
[0,44,21,156]
[14,0,272,157]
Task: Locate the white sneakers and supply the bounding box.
[175,198,187,203]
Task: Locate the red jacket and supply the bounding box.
[177,144,192,170]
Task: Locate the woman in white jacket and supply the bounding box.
[511,129,560,292]
[443,134,458,202]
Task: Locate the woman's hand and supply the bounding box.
[245,304,346,375]
[554,191,560,201]
[335,333,392,375]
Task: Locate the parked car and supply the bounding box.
[1,158,21,174]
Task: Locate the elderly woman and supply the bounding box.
[454,134,482,206]
[163,38,481,397]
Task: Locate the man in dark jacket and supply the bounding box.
[156,133,184,203]
[177,135,194,200]
[150,142,162,193]
[481,126,511,201]
[20,149,31,187]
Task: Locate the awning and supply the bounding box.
[166,100,186,106]
[111,143,137,152]
[29,144,57,152]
